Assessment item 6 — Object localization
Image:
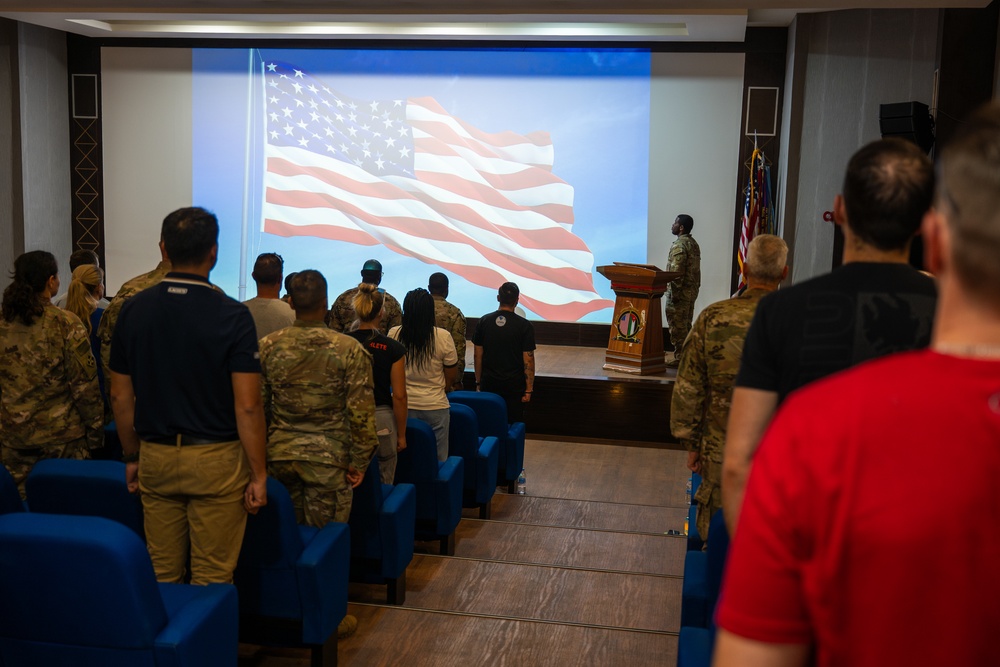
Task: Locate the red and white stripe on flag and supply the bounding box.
[263,94,612,321]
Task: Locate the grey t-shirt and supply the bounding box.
[243,296,295,339]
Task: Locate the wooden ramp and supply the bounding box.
[239,440,691,666]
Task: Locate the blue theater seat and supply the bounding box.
[677,626,713,667]
[448,390,526,492]
[448,403,500,519]
[0,464,25,515]
[347,457,416,605]
[26,458,144,538]
[0,512,238,667]
[681,548,709,628]
[677,510,731,667]
[235,477,351,667]
[687,473,704,551]
[397,418,464,555]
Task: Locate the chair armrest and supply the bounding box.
[435,456,465,533]
[295,522,350,645]
[155,583,239,667]
[506,422,526,479]
[378,483,416,579]
[477,436,500,498]
[436,456,464,486]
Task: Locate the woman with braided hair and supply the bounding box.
[389,288,458,462]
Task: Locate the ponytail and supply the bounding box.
[65,264,103,335]
[1,250,57,326]
[352,282,385,323]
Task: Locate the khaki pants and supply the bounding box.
[138,439,249,585]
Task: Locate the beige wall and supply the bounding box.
[0,20,72,284]
[777,8,939,282]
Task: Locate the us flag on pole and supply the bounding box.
[261,61,613,321]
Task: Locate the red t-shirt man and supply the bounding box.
[717,349,1000,667]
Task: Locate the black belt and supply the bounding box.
[144,435,237,446]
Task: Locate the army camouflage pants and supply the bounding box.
[666,299,696,357]
[2,437,89,500]
[694,458,722,542]
[269,460,353,528]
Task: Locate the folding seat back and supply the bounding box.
[448,403,499,516]
[26,458,144,538]
[235,478,351,661]
[236,477,309,619]
[0,512,239,667]
[448,390,525,487]
[398,418,464,554]
[0,464,24,515]
[347,458,416,604]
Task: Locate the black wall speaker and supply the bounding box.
[879,101,935,154]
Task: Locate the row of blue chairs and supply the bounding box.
[677,477,731,667]
[0,468,345,667]
[0,390,526,666]
[391,392,526,563]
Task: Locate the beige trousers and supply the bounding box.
[138,439,249,585]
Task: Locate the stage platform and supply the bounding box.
[461,344,679,448]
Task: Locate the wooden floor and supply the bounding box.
[238,439,690,666]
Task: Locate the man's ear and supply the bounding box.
[780,265,789,282]
[922,208,948,276]
[832,194,847,227]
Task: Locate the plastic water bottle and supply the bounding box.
[516,469,526,495]
[683,515,689,536]
[685,478,692,505]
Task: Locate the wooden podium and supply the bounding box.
[596,263,681,375]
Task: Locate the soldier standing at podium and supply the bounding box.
[665,214,701,367]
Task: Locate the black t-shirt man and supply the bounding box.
[736,262,937,403]
[473,307,536,422]
[110,273,261,440]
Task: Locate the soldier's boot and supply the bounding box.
[337,614,358,639]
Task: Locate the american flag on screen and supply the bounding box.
[260,61,613,321]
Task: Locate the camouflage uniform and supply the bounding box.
[665,233,701,358]
[669,287,769,540]
[1,304,103,497]
[259,320,379,527]
[327,287,402,334]
[97,260,171,397]
[433,294,467,374]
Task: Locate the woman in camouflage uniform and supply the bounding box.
[0,251,103,497]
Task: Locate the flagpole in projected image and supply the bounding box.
[238,48,257,301]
